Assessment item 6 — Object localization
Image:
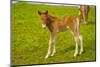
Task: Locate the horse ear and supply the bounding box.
[38,11,41,15]
[45,10,48,14]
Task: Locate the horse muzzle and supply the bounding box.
[42,24,46,29]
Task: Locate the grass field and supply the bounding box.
[12,2,96,66]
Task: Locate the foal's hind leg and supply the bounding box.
[51,44,56,56]
[79,35,83,54]
[51,35,56,56]
[73,35,79,57]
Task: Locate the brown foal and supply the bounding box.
[79,5,90,24]
[38,10,83,59]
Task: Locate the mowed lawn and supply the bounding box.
[12,2,96,66]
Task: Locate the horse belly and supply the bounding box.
[58,26,67,32]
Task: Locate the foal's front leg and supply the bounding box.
[45,36,52,59]
[45,33,56,59]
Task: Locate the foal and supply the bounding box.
[79,5,90,24]
[38,10,83,59]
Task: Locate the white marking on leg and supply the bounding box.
[79,35,83,54]
[51,44,56,56]
[73,18,80,57]
[45,36,52,59]
[74,36,78,57]
[51,33,56,56]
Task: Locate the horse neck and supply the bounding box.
[46,15,56,24]
[46,15,57,32]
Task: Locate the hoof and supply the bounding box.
[74,53,78,57]
[79,50,83,55]
[45,55,49,59]
[51,53,55,56]
[51,54,54,56]
[51,52,56,56]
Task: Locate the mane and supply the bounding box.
[48,15,57,19]
[48,15,60,21]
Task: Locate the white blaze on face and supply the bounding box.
[42,24,46,28]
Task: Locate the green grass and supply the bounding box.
[12,2,96,66]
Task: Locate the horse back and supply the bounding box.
[63,16,79,32]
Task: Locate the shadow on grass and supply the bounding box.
[64,46,86,53]
[64,45,74,52]
[86,21,96,25]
